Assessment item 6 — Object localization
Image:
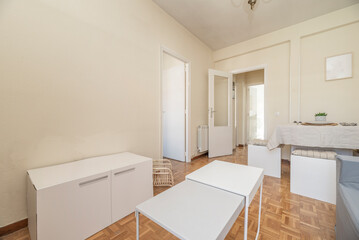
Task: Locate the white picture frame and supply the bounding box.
[325,53,352,81]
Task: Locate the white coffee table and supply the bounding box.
[135,180,244,240]
[186,160,264,240]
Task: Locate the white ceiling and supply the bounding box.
[153,0,359,50]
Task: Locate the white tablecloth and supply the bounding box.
[267,124,359,150]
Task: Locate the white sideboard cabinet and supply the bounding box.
[27,152,153,240]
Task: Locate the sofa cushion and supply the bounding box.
[292,149,337,160]
[337,155,359,184]
[248,139,268,146]
[338,183,359,237]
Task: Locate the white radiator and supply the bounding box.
[197,125,208,152]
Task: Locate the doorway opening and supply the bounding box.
[247,84,264,141]
[161,47,191,162]
[232,67,266,145]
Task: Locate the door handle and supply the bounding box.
[210,108,216,118]
[114,167,135,176]
[79,175,108,187]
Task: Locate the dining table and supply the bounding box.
[267,124,359,150]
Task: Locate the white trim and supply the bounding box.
[289,40,292,123]
[298,40,301,122]
[234,80,237,147]
[161,46,190,63]
[264,66,268,140]
[186,63,191,162]
[231,65,268,142]
[160,46,191,162]
[242,85,247,145]
[231,64,267,75]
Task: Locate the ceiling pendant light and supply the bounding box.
[248,0,257,10]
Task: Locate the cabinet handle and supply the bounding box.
[114,167,135,176]
[79,175,108,186]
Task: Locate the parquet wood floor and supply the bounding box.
[1,147,336,240]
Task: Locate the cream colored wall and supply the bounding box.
[214,4,359,137]
[0,0,212,226]
[216,42,290,141]
[245,70,264,86]
[300,22,359,122]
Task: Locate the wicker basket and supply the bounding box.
[153,159,174,187]
[153,159,173,170]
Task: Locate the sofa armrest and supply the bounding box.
[337,155,359,184]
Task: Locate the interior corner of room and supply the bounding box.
[1,0,359,239]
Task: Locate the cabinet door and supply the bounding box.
[76,172,112,239]
[38,181,80,240]
[111,161,153,222]
[37,172,111,240]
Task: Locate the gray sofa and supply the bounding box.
[336,155,359,240]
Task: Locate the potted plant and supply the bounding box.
[315,112,327,122]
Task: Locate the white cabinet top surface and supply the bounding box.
[27,152,151,190]
[136,180,244,240]
[186,160,264,201]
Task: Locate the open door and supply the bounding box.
[162,53,186,162]
[208,69,233,158]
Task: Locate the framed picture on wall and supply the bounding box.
[325,53,352,81]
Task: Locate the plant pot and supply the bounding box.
[315,116,326,122]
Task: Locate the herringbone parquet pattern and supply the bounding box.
[1,147,336,240]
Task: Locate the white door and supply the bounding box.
[208,69,233,158]
[162,53,186,161]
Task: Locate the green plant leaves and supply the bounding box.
[315,112,327,116]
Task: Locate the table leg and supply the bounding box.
[255,183,263,240]
[136,210,140,240]
[244,197,249,240]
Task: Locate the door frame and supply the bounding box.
[231,64,268,144]
[160,46,191,162]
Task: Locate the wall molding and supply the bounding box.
[214,16,359,124]
[300,20,359,40]
[213,4,359,62]
[0,218,28,237]
[214,41,290,64]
